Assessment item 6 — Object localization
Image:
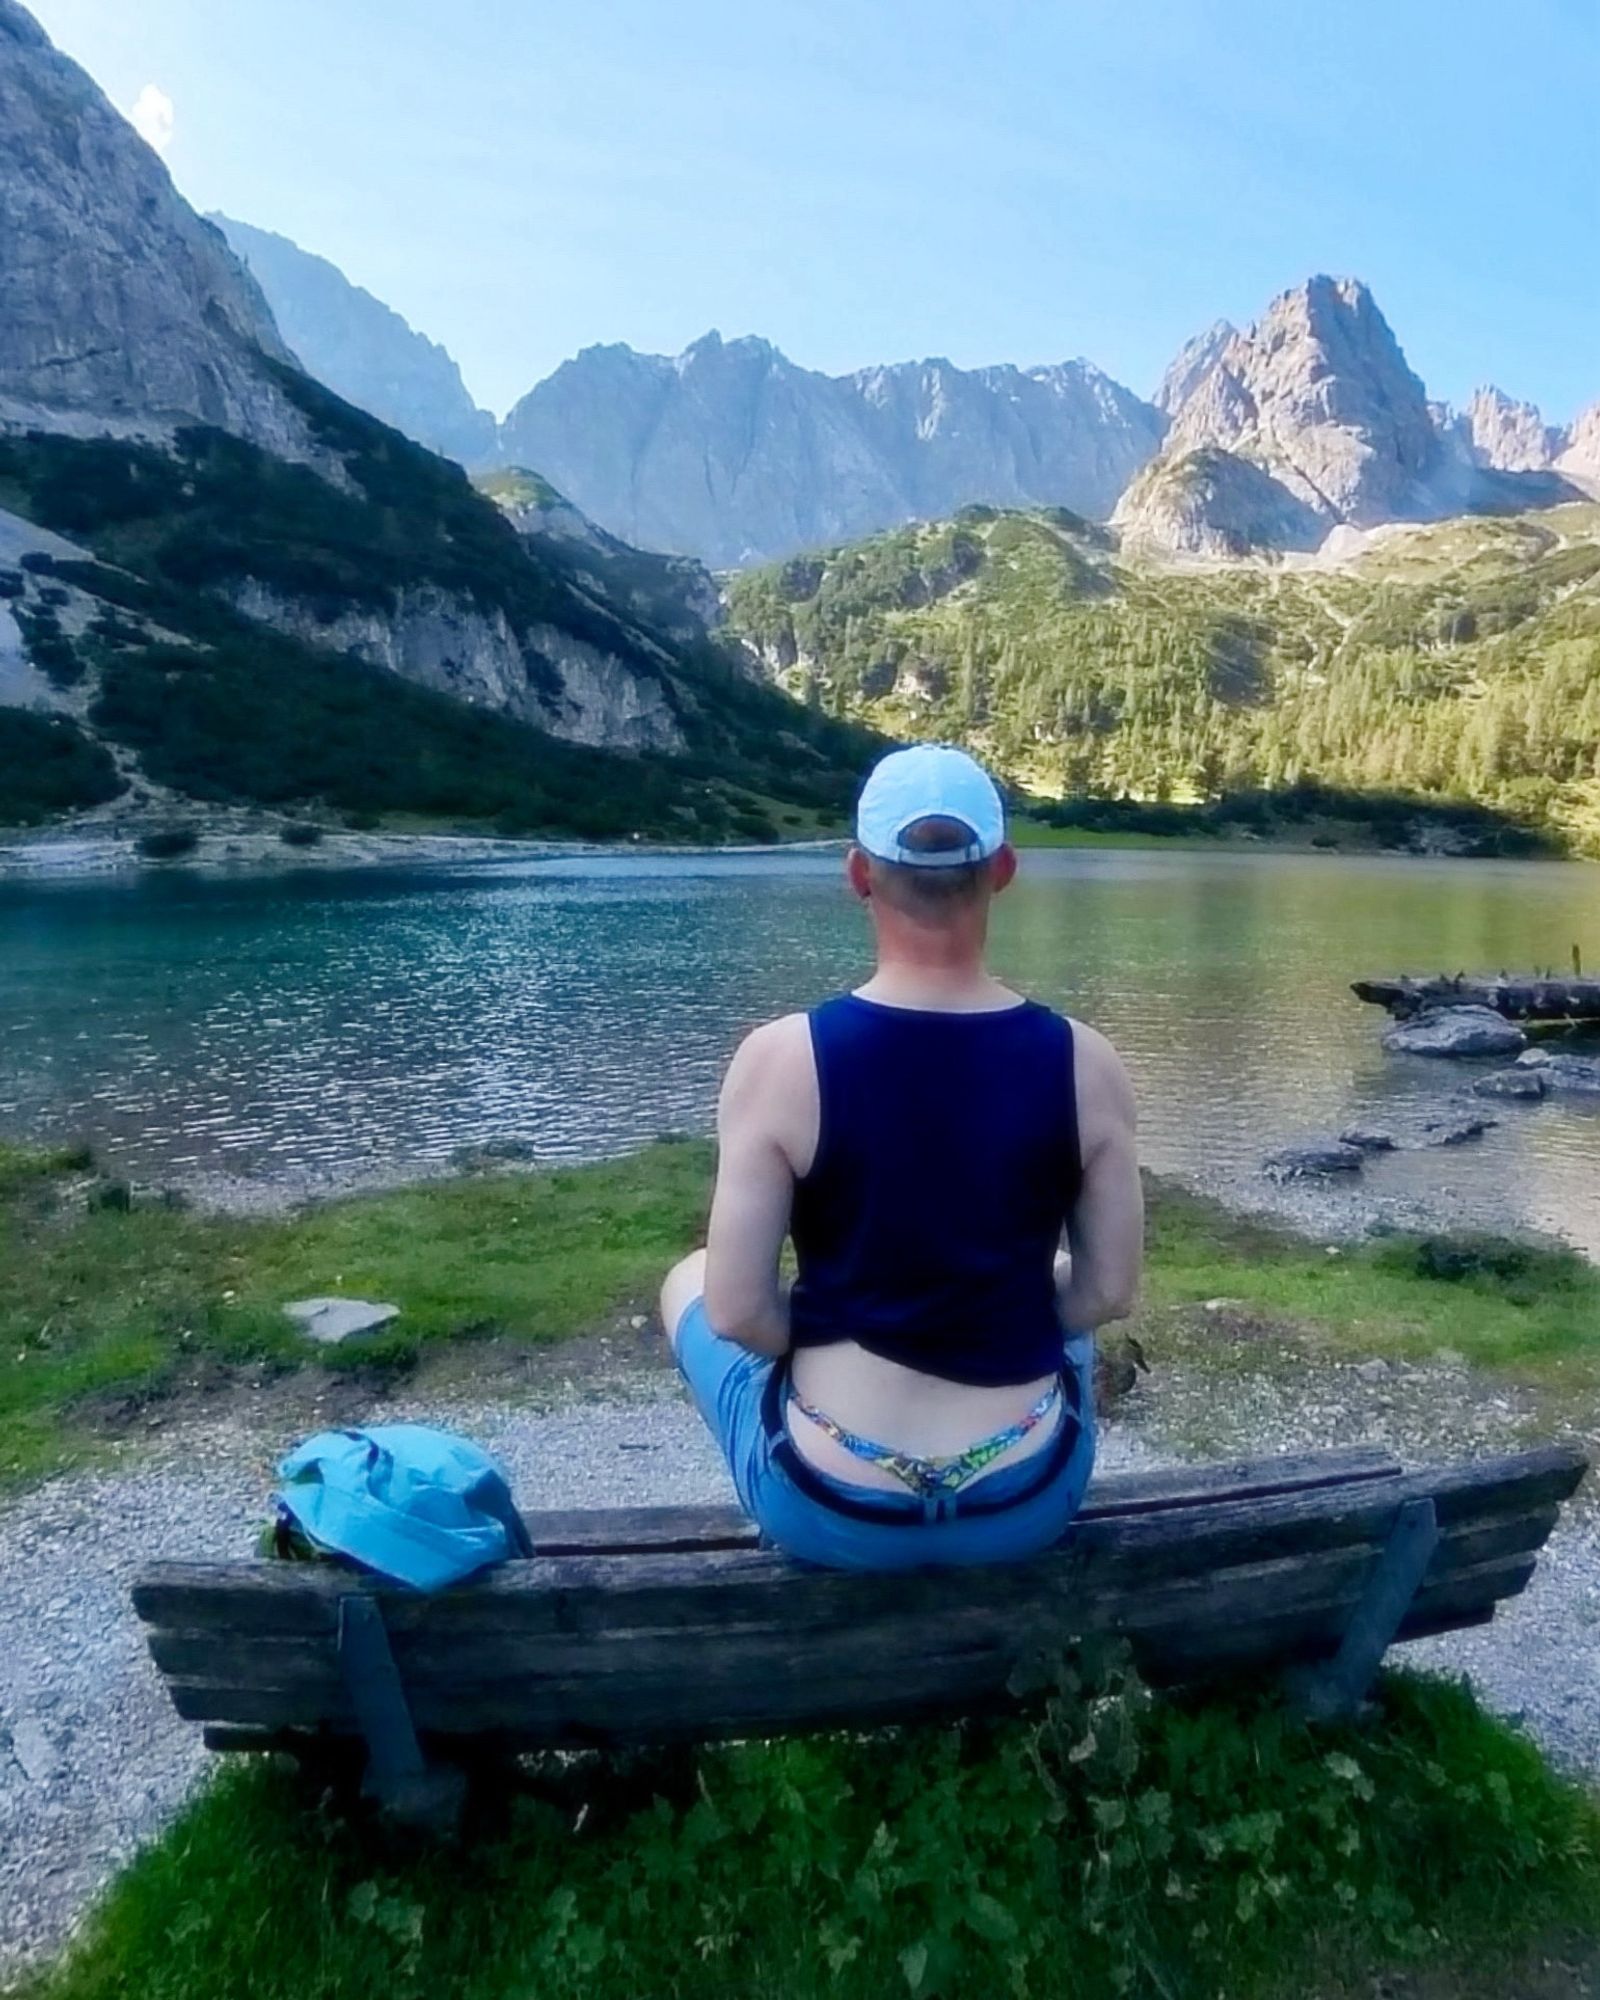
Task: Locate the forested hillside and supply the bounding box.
[0,376,876,840]
[724,502,1600,852]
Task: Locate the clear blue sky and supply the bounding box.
[24,0,1600,421]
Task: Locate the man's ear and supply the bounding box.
[990,843,1018,894]
[845,845,873,901]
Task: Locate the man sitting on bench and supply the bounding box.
[661,744,1143,1570]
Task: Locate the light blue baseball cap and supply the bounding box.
[855,743,1007,867]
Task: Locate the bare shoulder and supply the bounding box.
[721,1012,814,1104]
[1064,1015,1137,1137]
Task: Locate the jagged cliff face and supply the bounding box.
[496,331,1165,567]
[1120,278,1590,555]
[0,1,312,456]
[0,0,761,779]
[1556,403,1600,493]
[227,580,683,751]
[1157,277,1444,526]
[1462,386,1562,471]
[211,215,496,469]
[1153,320,1235,418]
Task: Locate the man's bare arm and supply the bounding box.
[701,1020,803,1355]
[1056,1024,1143,1330]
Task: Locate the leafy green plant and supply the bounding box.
[32,1668,1600,2000]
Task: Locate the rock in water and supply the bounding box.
[284,1298,400,1344]
[1473,1067,1548,1100]
[1339,1126,1397,1152]
[1381,1007,1527,1058]
[1263,1142,1366,1182]
[1422,1114,1496,1147]
[1515,1050,1600,1094]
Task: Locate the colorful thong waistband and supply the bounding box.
[785,1379,1063,1499]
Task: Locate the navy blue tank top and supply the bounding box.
[788,993,1082,1387]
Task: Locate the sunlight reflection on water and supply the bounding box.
[1,848,1596,1252]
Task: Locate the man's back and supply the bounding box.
[660,742,1142,1569]
[705,975,1139,1487]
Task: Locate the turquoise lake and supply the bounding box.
[1,846,1597,1253]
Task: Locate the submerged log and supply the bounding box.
[1352,974,1600,1022]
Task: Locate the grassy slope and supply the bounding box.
[723,502,1600,853]
[0,375,876,842]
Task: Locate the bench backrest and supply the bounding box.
[133,1445,1584,1750]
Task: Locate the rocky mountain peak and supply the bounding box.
[1153,319,1236,417]
[1461,385,1562,472]
[1121,275,1523,553]
[1160,275,1441,526]
[0,0,312,456]
[1553,401,1600,493]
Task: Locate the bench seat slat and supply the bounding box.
[132,1445,1585,1758]
[513,1447,1407,1556]
[148,1532,1550,1736]
[132,1448,1585,1643]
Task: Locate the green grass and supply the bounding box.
[22,1667,1600,2000]
[7,1142,1600,1493]
[1144,1178,1600,1379]
[9,1142,1600,1995]
[0,1141,712,1489]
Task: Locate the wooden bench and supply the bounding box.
[134,1444,1586,1831]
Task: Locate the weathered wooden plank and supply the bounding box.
[498,1451,1404,1557]
[146,1499,1559,1701]
[133,1448,1583,1644]
[1076,1447,1401,1518]
[153,1532,1548,1741]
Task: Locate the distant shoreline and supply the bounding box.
[1,809,1582,885]
[0,817,849,883]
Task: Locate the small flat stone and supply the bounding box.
[1473,1067,1547,1100]
[1422,1114,1496,1146]
[1339,1126,1397,1152]
[282,1297,400,1344]
[1263,1141,1365,1182]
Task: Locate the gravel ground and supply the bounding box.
[0,1377,1150,1981]
[1,1343,1594,1985]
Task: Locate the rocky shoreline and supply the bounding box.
[0,812,844,883]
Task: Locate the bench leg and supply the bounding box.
[1287,1498,1440,1724]
[337,1596,466,1836]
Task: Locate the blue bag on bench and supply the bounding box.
[273,1424,534,1591]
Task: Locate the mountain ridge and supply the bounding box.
[210,215,497,469]
[0,0,871,838]
[220,223,1598,568]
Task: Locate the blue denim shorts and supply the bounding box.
[672,1302,1097,1572]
